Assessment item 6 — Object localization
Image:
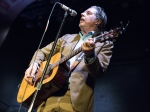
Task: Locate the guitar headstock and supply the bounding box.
[95,21,130,42]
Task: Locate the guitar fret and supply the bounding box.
[51,47,82,69]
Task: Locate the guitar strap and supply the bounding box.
[70,52,84,71]
[65,52,84,84]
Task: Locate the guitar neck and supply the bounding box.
[50,30,116,70]
[51,47,82,69]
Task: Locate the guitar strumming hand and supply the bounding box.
[25,62,39,85]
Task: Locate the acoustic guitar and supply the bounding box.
[17,26,126,108]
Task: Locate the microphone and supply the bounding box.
[58,3,77,17]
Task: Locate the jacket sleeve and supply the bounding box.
[85,40,114,77]
[29,35,67,65]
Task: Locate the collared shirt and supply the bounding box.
[69,31,94,67]
[79,31,94,42]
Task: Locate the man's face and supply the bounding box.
[79,7,98,31]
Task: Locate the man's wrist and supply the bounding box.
[84,53,96,64]
[84,53,95,58]
[32,62,40,69]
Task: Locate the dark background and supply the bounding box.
[0,0,150,112]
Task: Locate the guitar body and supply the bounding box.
[17,53,69,108]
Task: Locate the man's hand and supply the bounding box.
[81,38,95,57]
[25,62,39,85]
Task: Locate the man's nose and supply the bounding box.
[81,12,85,16]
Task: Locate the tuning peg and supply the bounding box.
[124,21,130,31]
[120,21,130,33]
[120,21,125,32]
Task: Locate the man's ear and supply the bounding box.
[95,19,101,25]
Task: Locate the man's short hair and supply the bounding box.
[90,6,107,33]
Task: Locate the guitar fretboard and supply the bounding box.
[51,47,82,69]
[50,27,119,70]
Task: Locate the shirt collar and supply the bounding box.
[79,31,95,41]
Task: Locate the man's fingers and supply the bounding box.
[84,41,95,48]
[24,74,33,85]
[30,69,36,77]
[25,65,37,77]
[24,63,39,85]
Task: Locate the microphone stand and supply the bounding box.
[27,11,68,112]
